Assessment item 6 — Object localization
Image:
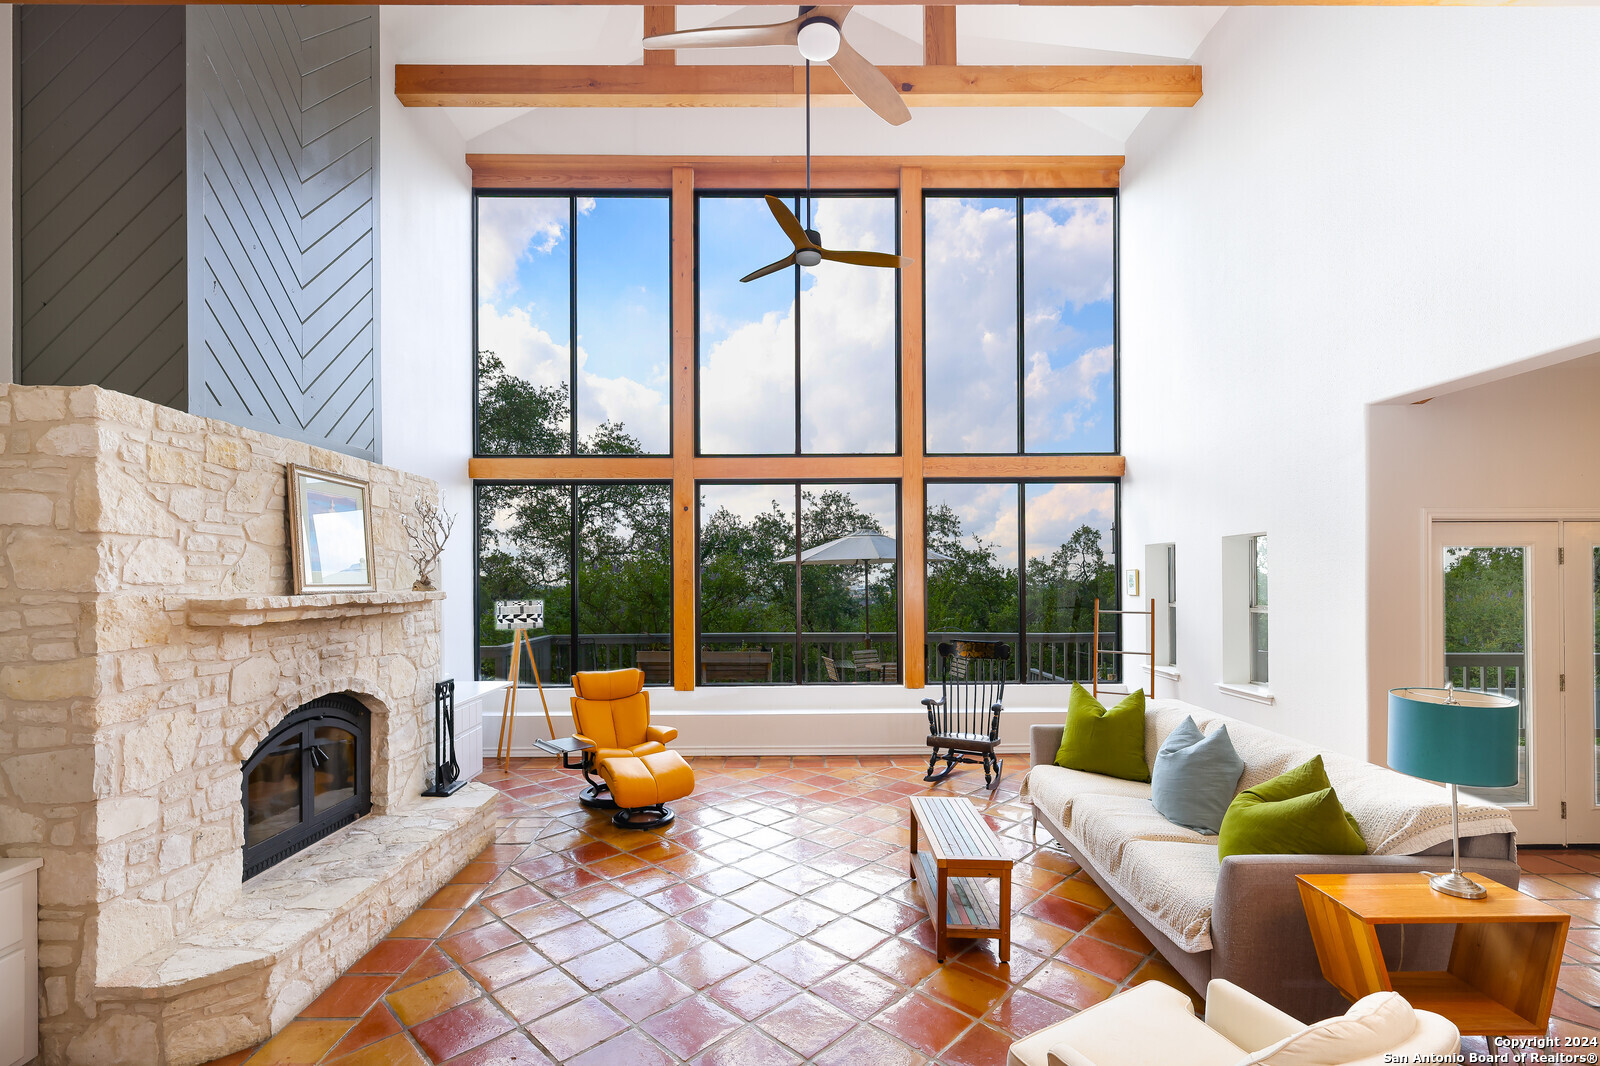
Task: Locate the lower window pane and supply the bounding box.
[797,483,899,684]
[698,485,797,683]
[477,484,574,684]
[1024,483,1117,684]
[925,483,1021,682]
[576,483,673,681]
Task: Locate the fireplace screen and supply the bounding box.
[242,694,371,879]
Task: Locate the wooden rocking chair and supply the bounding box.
[921,640,1011,787]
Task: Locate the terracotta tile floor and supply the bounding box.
[207,757,1600,1065]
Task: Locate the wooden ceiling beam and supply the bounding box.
[17,1,1537,7]
[396,63,1201,109]
[923,7,958,66]
[466,154,1124,190]
[643,6,675,66]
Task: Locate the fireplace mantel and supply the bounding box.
[186,590,446,627]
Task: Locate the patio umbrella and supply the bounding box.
[776,530,952,640]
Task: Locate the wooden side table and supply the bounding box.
[908,796,1013,962]
[1296,872,1569,1037]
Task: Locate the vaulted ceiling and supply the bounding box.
[384,5,1227,155]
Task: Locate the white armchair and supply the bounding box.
[1006,979,1460,1066]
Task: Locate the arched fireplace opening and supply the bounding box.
[242,693,372,879]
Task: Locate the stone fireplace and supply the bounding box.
[0,384,498,1065]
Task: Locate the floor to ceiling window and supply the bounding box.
[469,161,1122,690]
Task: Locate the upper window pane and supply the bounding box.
[698,194,898,456]
[1023,197,1115,453]
[698,196,797,454]
[577,198,670,454]
[477,196,572,454]
[476,194,669,456]
[925,197,1017,453]
[800,198,897,454]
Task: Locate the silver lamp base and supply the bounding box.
[1423,869,1488,900]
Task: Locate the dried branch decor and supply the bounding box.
[403,498,456,591]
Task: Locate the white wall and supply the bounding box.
[376,14,475,692]
[1120,7,1600,758]
[1367,351,1600,761]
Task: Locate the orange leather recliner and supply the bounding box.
[569,669,691,825]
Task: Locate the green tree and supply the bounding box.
[1443,548,1525,654]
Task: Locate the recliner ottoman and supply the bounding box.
[598,750,695,828]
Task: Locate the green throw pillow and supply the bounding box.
[1054,684,1149,782]
[1217,755,1367,859]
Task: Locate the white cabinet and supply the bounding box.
[0,858,41,1066]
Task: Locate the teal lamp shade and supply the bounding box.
[1388,687,1518,787]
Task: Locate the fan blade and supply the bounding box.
[818,248,911,269]
[828,37,911,126]
[643,19,799,50]
[741,254,799,283]
[765,195,815,251]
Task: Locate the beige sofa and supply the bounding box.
[1023,698,1520,1021]
[1007,979,1460,1066]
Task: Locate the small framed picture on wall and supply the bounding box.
[287,464,376,593]
[1124,569,1141,598]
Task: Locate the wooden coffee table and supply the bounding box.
[1296,872,1569,1037]
[908,796,1013,962]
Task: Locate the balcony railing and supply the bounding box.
[479,629,1119,686]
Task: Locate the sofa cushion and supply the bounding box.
[1152,717,1245,835]
[1235,991,1416,1066]
[1021,764,1154,833]
[1318,748,1516,856]
[1218,757,1367,860]
[1109,839,1221,952]
[1057,684,1150,782]
[1071,795,1216,877]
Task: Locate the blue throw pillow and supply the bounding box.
[1151,716,1246,835]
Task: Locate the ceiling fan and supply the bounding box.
[642,5,911,127]
[739,65,912,283]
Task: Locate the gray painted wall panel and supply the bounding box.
[188,5,378,461]
[18,6,188,410]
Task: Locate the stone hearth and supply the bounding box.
[0,384,497,1066]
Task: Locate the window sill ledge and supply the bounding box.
[1215,682,1275,705]
[1154,665,1181,682]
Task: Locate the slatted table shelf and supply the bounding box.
[908,795,1013,962]
[1296,872,1570,1038]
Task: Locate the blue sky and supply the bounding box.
[478,192,1113,458]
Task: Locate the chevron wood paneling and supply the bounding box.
[18,6,188,409]
[188,6,379,460]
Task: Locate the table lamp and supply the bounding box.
[1388,684,1518,900]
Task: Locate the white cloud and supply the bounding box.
[1023,198,1115,311]
[701,198,897,455]
[1025,344,1113,446]
[479,303,569,388]
[924,199,1019,452]
[479,302,668,449]
[1024,483,1116,559]
[477,198,569,300]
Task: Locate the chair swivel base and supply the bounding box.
[578,782,618,810]
[613,804,676,829]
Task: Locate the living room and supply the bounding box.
[3,3,1600,1065]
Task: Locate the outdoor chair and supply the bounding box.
[921,640,1011,787]
[853,647,884,679]
[822,655,841,682]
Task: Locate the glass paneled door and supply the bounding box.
[1563,524,1600,845]
[1430,522,1600,845]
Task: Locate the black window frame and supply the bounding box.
[924,477,1122,684]
[693,189,903,459]
[472,189,674,459]
[473,478,676,686]
[695,478,904,685]
[922,189,1119,458]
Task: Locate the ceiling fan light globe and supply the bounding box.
[795,249,823,267]
[796,19,841,62]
